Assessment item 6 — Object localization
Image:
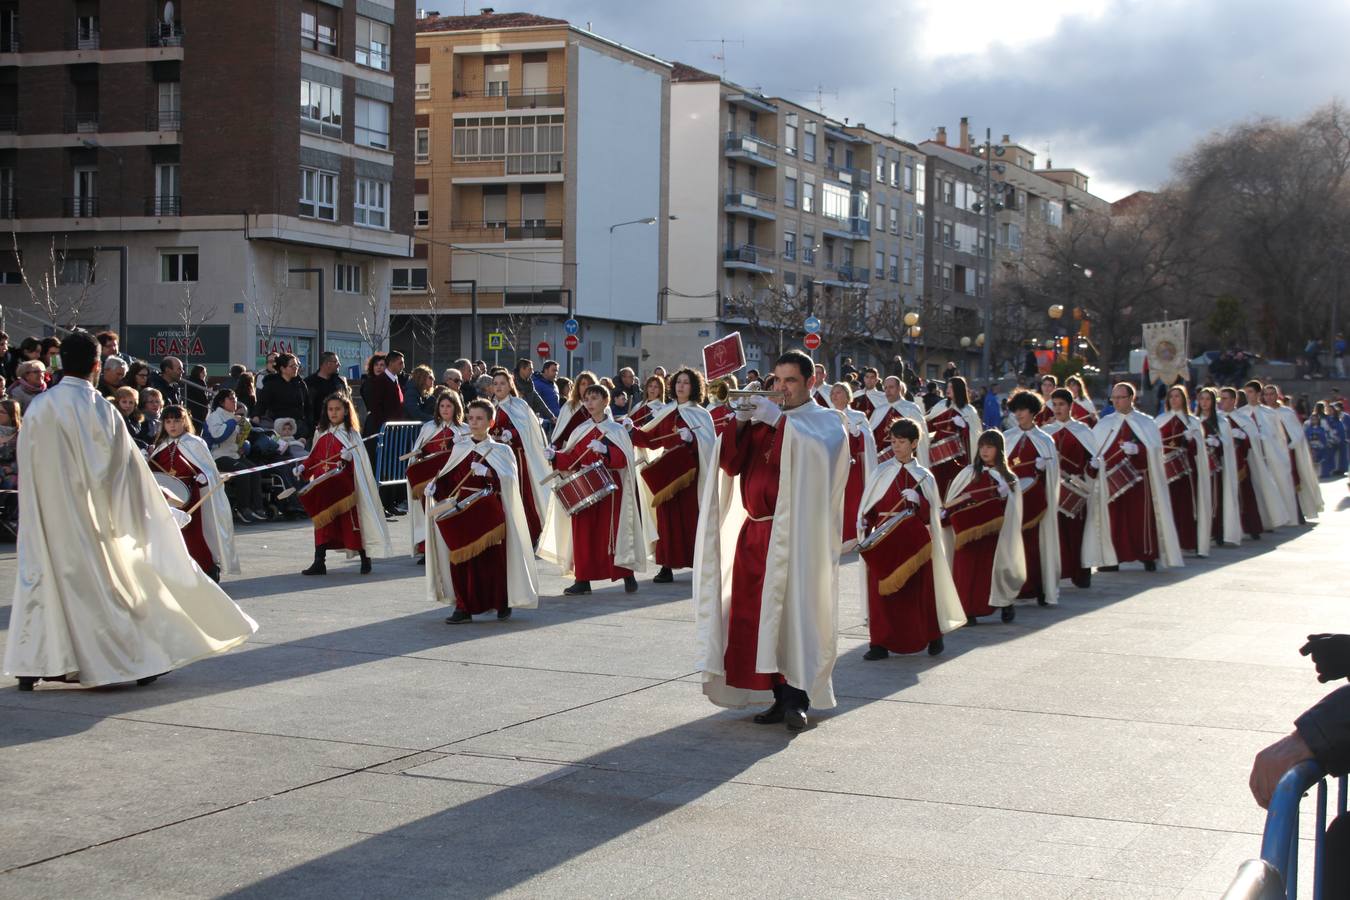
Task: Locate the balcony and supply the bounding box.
[448,219,563,242]
[146,195,181,216]
[148,23,184,47]
[825,163,870,188]
[64,197,98,217]
[0,197,15,218]
[451,85,565,110]
[723,132,777,167]
[822,264,870,286]
[723,189,776,220]
[723,244,775,273]
[300,115,341,140]
[73,27,99,50]
[64,112,99,133]
[147,110,181,131]
[0,114,16,133]
[821,217,870,241]
[1,33,19,52]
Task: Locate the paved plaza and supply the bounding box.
[1,484,1346,899]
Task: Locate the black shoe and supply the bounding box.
[1036,592,1048,607]
[1143,560,1157,572]
[136,673,164,687]
[16,676,36,691]
[753,702,784,724]
[653,566,674,584]
[863,645,889,661]
[359,557,372,575]
[1000,606,1016,623]
[301,561,327,576]
[563,581,592,595]
[417,556,426,566]
[233,509,250,525]
[206,565,221,583]
[927,637,945,656]
[784,707,808,732]
[497,606,512,620]
[624,575,639,593]
[966,616,978,627]
[1099,565,1120,572]
[445,609,472,624]
[1072,571,1092,589]
[1250,532,1262,541]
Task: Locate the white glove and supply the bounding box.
[750,396,782,427]
[292,463,305,477]
[1185,432,1197,444]
[939,506,950,521]
[499,428,513,443]
[587,439,606,455]
[545,447,557,460]
[194,472,209,485]
[1034,457,1048,471]
[952,415,967,429]
[1121,441,1140,456]
[901,488,920,504]
[996,479,1010,498]
[847,421,861,437]
[678,427,693,443]
[1205,435,1221,448]
[340,448,353,461]
[734,404,753,422]
[620,417,634,430]
[1232,429,1248,441]
[470,462,489,477]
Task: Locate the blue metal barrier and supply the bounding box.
[1244,760,1348,900]
[373,421,423,486]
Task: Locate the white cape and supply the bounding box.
[1002,426,1062,603]
[161,433,240,575]
[869,398,931,465]
[942,465,1025,608]
[425,437,539,610]
[1273,405,1323,520]
[926,399,982,461]
[1205,413,1243,545]
[497,395,554,531]
[1226,409,1288,531]
[407,421,465,557]
[1155,410,1214,556]
[1243,405,1298,526]
[693,401,848,710]
[4,378,256,686]
[857,458,965,633]
[1082,410,1183,569]
[839,406,877,552]
[315,425,391,558]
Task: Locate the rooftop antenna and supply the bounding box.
[686,38,744,79]
[890,87,898,137]
[787,84,838,114]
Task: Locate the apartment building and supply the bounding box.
[0,0,414,374]
[408,11,669,376]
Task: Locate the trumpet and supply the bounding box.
[708,380,783,411]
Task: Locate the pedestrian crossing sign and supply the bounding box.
[487,332,505,351]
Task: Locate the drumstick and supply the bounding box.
[182,478,226,517]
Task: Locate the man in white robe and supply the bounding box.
[4,332,257,691]
[869,376,930,465]
[1240,381,1298,527]
[1220,387,1288,534]
[1262,383,1323,522]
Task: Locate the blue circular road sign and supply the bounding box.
[804,315,822,334]
[563,318,580,335]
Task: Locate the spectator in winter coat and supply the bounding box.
[251,352,310,435]
[304,351,349,426]
[8,360,46,411]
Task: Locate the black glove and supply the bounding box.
[1299,634,1350,683]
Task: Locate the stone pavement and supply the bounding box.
[1,483,1347,899]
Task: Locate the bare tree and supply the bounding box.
[356,279,390,357]
[10,233,99,330]
[243,261,286,367]
[174,284,217,371]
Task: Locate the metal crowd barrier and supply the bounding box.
[1222,760,1349,900]
[372,421,423,486]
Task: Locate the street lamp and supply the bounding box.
[960,335,972,348]
[1048,304,1065,320]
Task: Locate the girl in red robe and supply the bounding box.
[628,375,667,429]
[408,391,464,560]
[1066,375,1098,427]
[149,406,217,581]
[488,368,548,549]
[550,370,597,450]
[1158,385,1201,553]
[299,394,386,576]
[438,400,511,622]
[945,430,1021,624]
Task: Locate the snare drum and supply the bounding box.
[433,487,506,564]
[154,472,191,509]
[928,432,965,466]
[297,464,355,527]
[856,507,913,555]
[1058,474,1092,519]
[551,462,618,516]
[1105,459,1143,503]
[1162,448,1191,484]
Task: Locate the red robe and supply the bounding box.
[719,418,787,691]
[1034,406,1054,427]
[947,470,1008,618]
[629,400,661,428]
[1227,416,1265,536]
[303,431,363,552]
[554,424,632,582]
[551,405,587,449]
[1008,433,1048,599]
[852,393,876,419]
[412,425,459,555]
[871,408,903,462]
[862,467,939,653]
[151,442,212,572]
[1051,424,1094,580]
[491,407,543,548]
[1158,416,1199,552]
[927,406,969,499]
[1203,418,1226,539]
[1102,422,1158,563]
[433,449,508,614]
[709,403,734,439]
[630,411,699,569]
[1072,400,1098,428]
[843,427,867,545]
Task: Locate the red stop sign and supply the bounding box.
[564,334,580,351]
[536,341,551,357]
[803,332,822,350]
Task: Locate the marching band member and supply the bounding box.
[427,399,539,624]
[851,366,884,417]
[628,374,669,428]
[812,364,832,406]
[1156,385,1213,556]
[1066,374,1099,427]
[549,370,598,449]
[4,332,255,691]
[406,390,464,563]
[869,375,929,465]
[1220,387,1287,538]
[488,367,552,550]
[943,429,1025,624]
[1083,382,1183,573]
[1004,390,1061,605]
[1197,387,1243,546]
[692,350,849,732]
[297,393,390,576]
[1044,388,1099,589]
[629,368,716,583]
[1240,380,1299,526]
[857,418,965,659]
[148,405,239,583]
[1033,374,1058,426]
[1262,383,1323,522]
[924,375,981,498]
[541,382,645,595]
[831,380,877,551]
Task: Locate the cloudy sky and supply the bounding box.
[495,0,1349,201]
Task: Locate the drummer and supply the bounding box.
[924,375,981,498]
[542,382,645,595]
[149,404,239,583]
[831,380,877,552]
[942,429,1025,625]
[856,418,964,660]
[1156,384,1213,557]
[1003,390,1061,606]
[550,370,598,449]
[1044,388,1099,589]
[1065,375,1098,427]
[407,390,465,564]
[628,367,715,584]
[868,376,929,465]
[296,393,390,576]
[1033,374,1057,426]
[627,374,668,429]
[487,367,552,550]
[428,399,539,624]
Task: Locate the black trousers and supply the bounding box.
[774,683,810,712]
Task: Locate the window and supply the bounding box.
[783,113,797,156]
[915,162,926,205]
[355,16,390,71]
[353,178,388,228]
[0,167,13,218]
[522,53,548,93]
[300,79,341,138]
[392,266,428,292]
[156,81,181,130]
[161,250,199,283]
[355,98,391,150]
[416,64,431,98]
[942,180,954,205]
[335,262,364,294]
[915,254,924,290]
[414,194,429,228]
[915,208,925,243]
[783,174,797,208]
[73,166,97,216]
[484,54,509,97]
[520,183,546,226]
[802,121,816,163]
[153,164,179,214]
[890,160,900,187]
[783,229,796,260]
[902,255,912,284]
[942,264,953,290]
[903,162,914,192]
[481,184,506,226]
[875,149,886,182]
[415,127,430,162]
[874,202,884,231]
[58,257,94,284]
[889,254,899,282]
[802,175,815,213]
[874,250,884,278]
[1046,200,1063,227]
[802,229,815,265]
[888,207,898,234]
[452,114,564,175]
[299,167,337,221]
[1002,222,1022,251]
[76,14,99,48]
[300,1,339,54]
[822,183,849,221]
